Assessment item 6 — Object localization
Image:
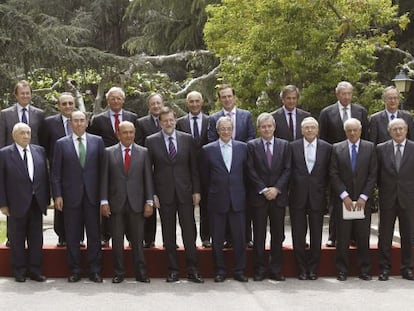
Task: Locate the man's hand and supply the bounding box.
[264,187,279,201]
[101,204,111,217]
[143,203,153,218]
[343,196,354,211]
[54,197,64,211]
[0,206,10,216]
[355,198,366,211]
[192,193,201,207]
[153,195,160,209]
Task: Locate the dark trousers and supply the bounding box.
[335,205,371,275]
[211,209,246,276]
[111,202,146,276]
[159,197,198,274]
[64,195,101,274]
[9,197,43,277]
[378,201,413,273]
[199,196,210,242]
[144,210,157,245]
[253,203,285,275]
[54,209,65,242]
[290,206,324,274]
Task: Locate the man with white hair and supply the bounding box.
[329,118,376,281]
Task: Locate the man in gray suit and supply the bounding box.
[100,121,154,284]
[271,85,311,141]
[145,107,203,283]
[330,118,377,281]
[369,86,414,145]
[377,118,414,281]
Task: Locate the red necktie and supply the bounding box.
[114,113,120,133]
[124,147,130,173]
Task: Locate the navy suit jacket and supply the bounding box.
[51,133,105,208]
[368,110,414,144]
[207,108,255,143]
[201,140,248,213]
[271,107,311,141]
[0,144,50,217]
[39,113,67,163]
[88,109,137,147]
[246,137,291,208]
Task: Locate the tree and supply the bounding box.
[204,0,409,115]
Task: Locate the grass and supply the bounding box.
[0,220,6,243]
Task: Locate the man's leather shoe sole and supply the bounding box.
[68,273,81,283]
[188,273,204,283]
[112,275,124,283]
[214,275,226,283]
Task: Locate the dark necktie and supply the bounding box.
[114,113,120,133]
[351,144,357,172]
[288,112,294,139]
[265,141,272,168]
[124,147,131,173]
[395,144,402,172]
[390,114,395,120]
[21,108,28,124]
[78,137,86,167]
[168,136,176,160]
[23,148,28,170]
[192,116,200,139]
[343,107,349,123]
[154,117,159,129]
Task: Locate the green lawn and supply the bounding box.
[0,220,6,243]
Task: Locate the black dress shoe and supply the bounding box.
[89,273,103,283]
[166,272,179,283]
[202,240,212,248]
[378,271,389,281]
[325,240,335,248]
[28,272,46,282]
[223,241,232,249]
[308,272,318,280]
[402,270,414,280]
[136,274,150,283]
[214,275,226,282]
[358,273,372,281]
[56,240,66,247]
[112,275,124,283]
[68,273,81,283]
[337,272,347,281]
[269,273,285,281]
[15,274,26,282]
[188,273,204,283]
[246,241,254,249]
[79,241,86,248]
[144,241,155,248]
[234,274,248,282]
[101,240,109,248]
[298,273,308,280]
[253,273,265,281]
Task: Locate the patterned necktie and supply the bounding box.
[343,107,349,123]
[124,147,131,173]
[265,141,272,168]
[351,143,357,172]
[390,114,395,121]
[78,137,86,167]
[192,116,200,139]
[114,113,120,133]
[168,136,176,160]
[288,112,294,139]
[21,108,28,124]
[395,144,402,172]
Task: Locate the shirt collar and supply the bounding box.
[17,103,30,110]
[222,107,236,115]
[347,139,360,148]
[15,143,30,153]
[303,138,317,147]
[72,133,86,140]
[337,101,350,110]
[219,139,232,147]
[282,106,296,115]
[261,137,274,146]
[162,130,176,140]
[110,109,123,116]
[393,139,406,147]
[189,112,202,119]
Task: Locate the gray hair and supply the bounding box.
[12,122,31,135]
[301,116,319,128]
[256,112,275,128]
[105,87,125,100]
[343,118,361,130]
[335,81,353,94]
[216,116,233,130]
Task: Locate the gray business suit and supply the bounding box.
[0,104,45,147]
[100,142,154,277]
[368,110,414,144]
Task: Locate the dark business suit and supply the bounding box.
[176,113,210,243]
[100,143,154,277]
[39,113,68,242]
[0,144,50,277]
[201,140,248,277]
[329,139,377,275]
[0,104,45,147]
[247,138,291,276]
[271,107,311,141]
[135,114,161,246]
[368,110,414,144]
[377,139,414,274]
[51,133,105,275]
[145,130,200,274]
[289,139,332,275]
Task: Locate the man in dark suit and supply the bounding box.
[207,84,255,247]
[51,111,105,283]
[289,117,332,280]
[0,80,45,247]
[135,92,164,248]
[100,121,154,284]
[271,85,311,141]
[377,118,414,281]
[201,116,249,282]
[39,92,75,247]
[0,123,50,282]
[145,107,203,283]
[319,81,369,247]
[87,87,138,246]
[330,118,377,281]
[176,91,211,248]
[369,86,414,145]
[247,113,291,282]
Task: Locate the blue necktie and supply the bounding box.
[21,108,28,124]
[351,144,357,172]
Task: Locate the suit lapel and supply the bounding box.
[114,144,126,175]
[11,145,31,181]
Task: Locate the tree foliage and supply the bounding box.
[204,0,409,115]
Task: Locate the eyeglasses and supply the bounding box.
[60,102,74,106]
